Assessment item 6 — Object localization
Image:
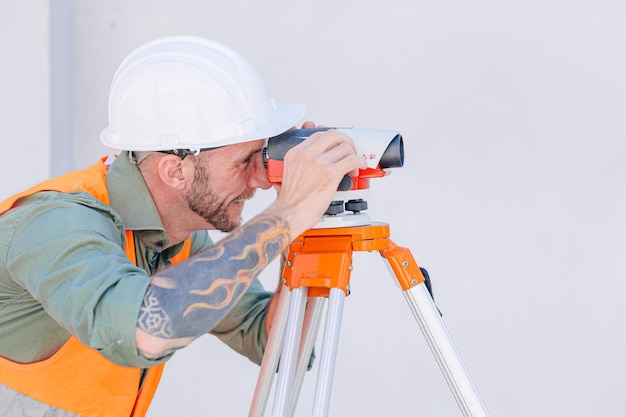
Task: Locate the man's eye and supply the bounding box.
[243,152,260,166]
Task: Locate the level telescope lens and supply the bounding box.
[379,134,404,169]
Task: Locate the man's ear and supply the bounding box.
[156,155,194,191]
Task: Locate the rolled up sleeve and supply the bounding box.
[5,192,167,367]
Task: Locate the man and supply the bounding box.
[0,36,366,416]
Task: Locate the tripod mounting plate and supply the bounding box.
[313,212,372,229]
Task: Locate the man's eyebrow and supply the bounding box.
[243,148,263,161]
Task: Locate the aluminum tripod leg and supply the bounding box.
[272,287,307,417]
[311,288,345,417]
[288,297,326,417]
[272,287,325,417]
[381,239,490,417]
[401,282,489,417]
[249,285,292,417]
[249,286,326,417]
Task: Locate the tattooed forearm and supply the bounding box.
[136,214,291,358]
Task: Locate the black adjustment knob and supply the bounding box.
[324,201,345,216]
[345,199,368,213]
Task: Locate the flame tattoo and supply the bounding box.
[137,214,290,346]
[184,276,251,314]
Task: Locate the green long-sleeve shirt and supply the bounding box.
[0,152,271,367]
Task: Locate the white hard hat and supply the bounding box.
[99,36,306,151]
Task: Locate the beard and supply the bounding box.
[184,159,253,232]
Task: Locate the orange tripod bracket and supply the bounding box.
[282,222,425,297]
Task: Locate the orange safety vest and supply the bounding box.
[0,156,191,417]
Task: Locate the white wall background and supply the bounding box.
[3,1,626,416]
[0,2,50,197]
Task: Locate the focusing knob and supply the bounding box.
[262,147,269,169]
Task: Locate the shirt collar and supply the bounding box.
[106,151,171,250]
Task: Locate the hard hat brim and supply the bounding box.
[99,102,307,151]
